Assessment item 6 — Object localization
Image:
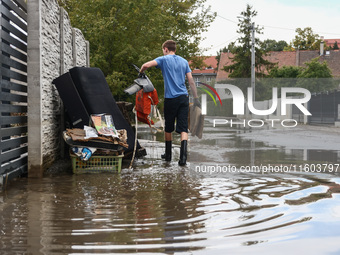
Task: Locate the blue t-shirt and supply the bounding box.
[155,55,191,98]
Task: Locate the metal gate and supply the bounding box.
[0,0,28,187]
[309,91,340,124]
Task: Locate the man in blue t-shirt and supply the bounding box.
[140,40,200,166]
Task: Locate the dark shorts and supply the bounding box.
[164,95,189,133]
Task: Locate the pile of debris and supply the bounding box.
[52,67,147,173]
[63,114,128,161]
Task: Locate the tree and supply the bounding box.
[215,42,237,68]
[333,41,339,50]
[298,57,332,78]
[269,58,332,79]
[269,65,302,78]
[58,0,216,101]
[289,27,322,51]
[223,4,275,79]
[297,58,335,92]
[268,58,335,93]
[189,56,207,70]
[261,39,288,52]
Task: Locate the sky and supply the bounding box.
[200,0,340,55]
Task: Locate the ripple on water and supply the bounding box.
[1,170,340,254]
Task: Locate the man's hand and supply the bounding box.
[138,72,146,78]
[193,97,201,108]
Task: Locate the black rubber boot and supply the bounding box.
[161,141,172,161]
[178,140,188,166]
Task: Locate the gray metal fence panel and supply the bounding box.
[0,0,28,186]
[309,91,340,124]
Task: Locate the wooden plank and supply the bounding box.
[2,0,27,21]
[1,79,27,93]
[0,5,27,32]
[0,136,27,150]
[1,55,27,72]
[1,67,27,83]
[1,43,27,63]
[0,91,27,103]
[1,126,27,138]
[1,116,27,125]
[1,145,27,163]
[1,17,27,42]
[0,104,27,113]
[1,30,27,52]
[0,156,27,175]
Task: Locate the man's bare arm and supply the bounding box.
[140,60,158,73]
[186,72,198,98]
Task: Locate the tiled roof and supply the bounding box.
[203,56,218,69]
[190,56,218,74]
[324,39,340,47]
[192,69,216,74]
[216,52,234,81]
[216,51,298,81]
[216,47,340,80]
[264,51,296,67]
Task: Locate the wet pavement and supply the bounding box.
[1,122,340,254]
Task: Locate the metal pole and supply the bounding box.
[251,22,255,102]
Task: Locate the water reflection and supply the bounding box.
[1,170,340,254]
[1,124,340,254]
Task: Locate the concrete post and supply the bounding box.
[72,28,77,66]
[27,0,44,177]
[60,7,65,75]
[59,7,65,158]
[86,40,90,67]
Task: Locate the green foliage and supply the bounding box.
[289,27,322,51]
[58,0,216,101]
[261,39,288,52]
[283,45,295,52]
[223,4,275,79]
[269,58,332,79]
[298,57,332,78]
[296,58,334,92]
[269,65,302,78]
[267,57,335,94]
[333,41,339,50]
[189,56,208,70]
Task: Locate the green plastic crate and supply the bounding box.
[70,153,123,174]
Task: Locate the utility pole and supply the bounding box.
[251,22,255,102]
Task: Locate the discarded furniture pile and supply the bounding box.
[53,67,146,173]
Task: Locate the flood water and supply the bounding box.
[1,122,340,254]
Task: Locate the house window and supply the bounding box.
[206,77,211,82]
[195,77,200,86]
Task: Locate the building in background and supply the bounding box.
[190,56,218,86]
[324,39,340,49]
[216,42,340,82]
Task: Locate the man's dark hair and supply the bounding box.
[162,40,176,52]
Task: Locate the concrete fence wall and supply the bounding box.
[27,0,89,177]
[245,98,308,124]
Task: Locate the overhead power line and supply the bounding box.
[215,14,238,24]
[214,12,340,37]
